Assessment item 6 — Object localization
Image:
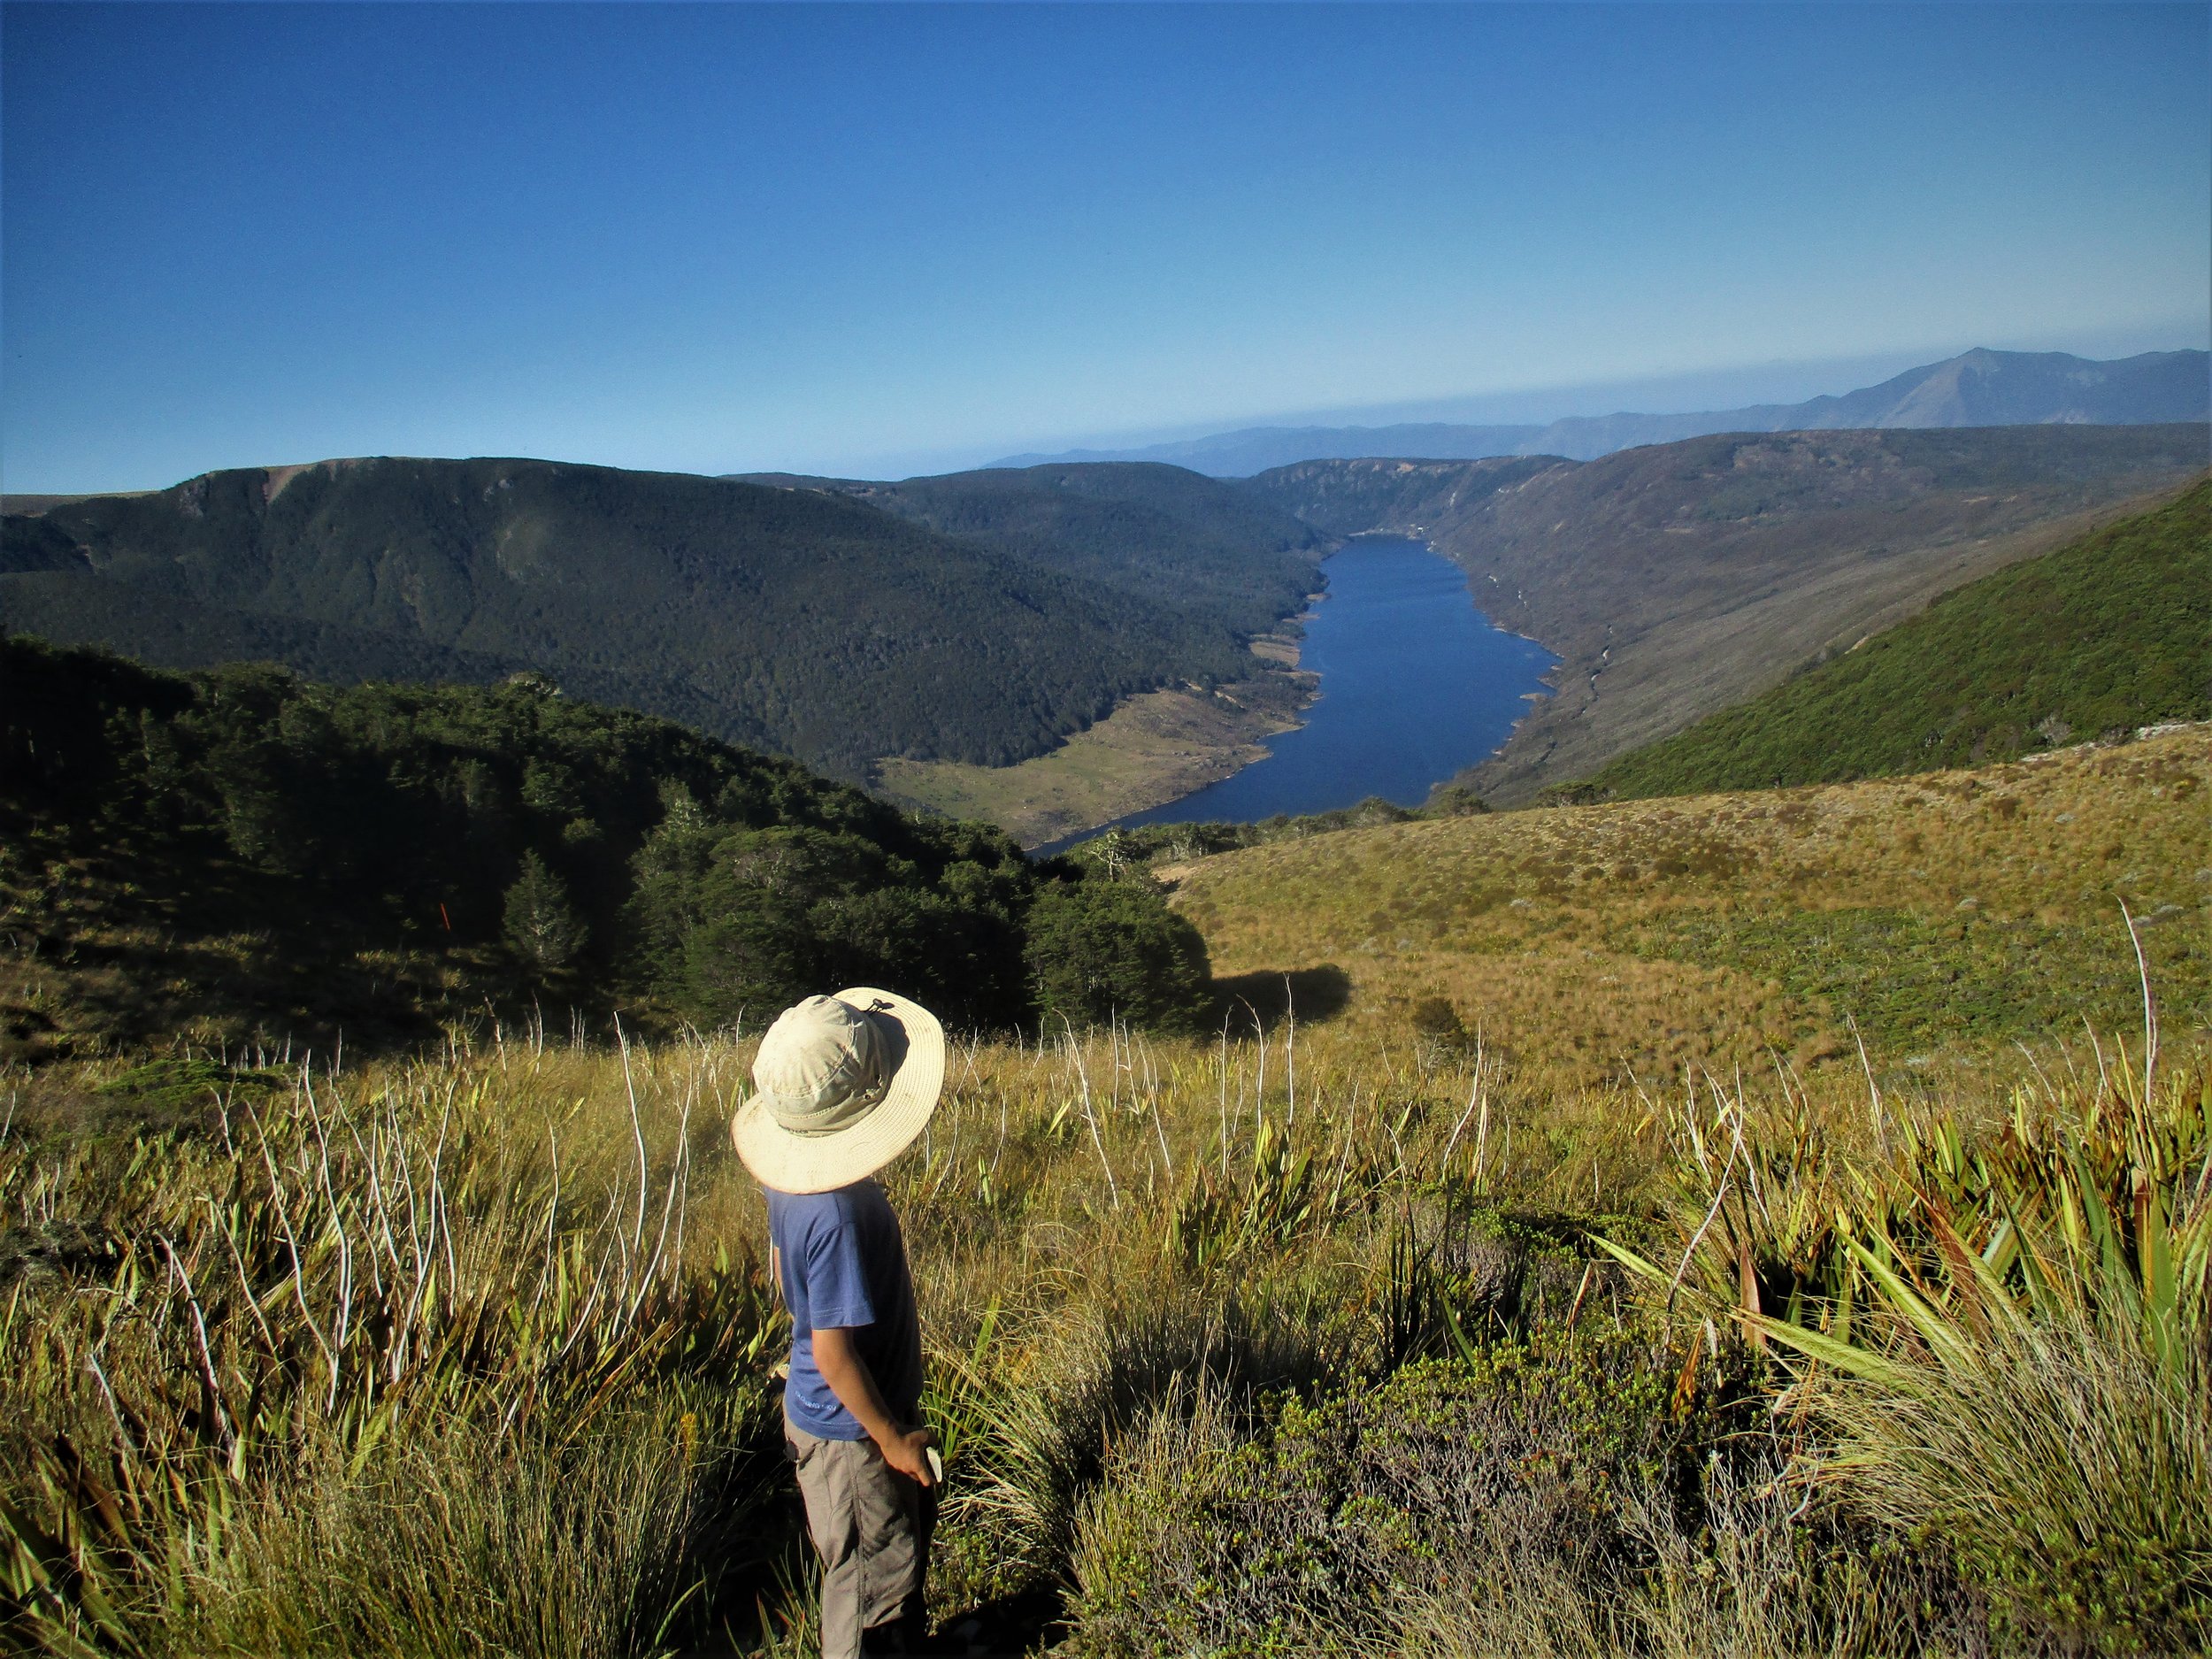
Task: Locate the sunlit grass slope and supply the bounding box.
[7,731,2208,1655]
[10,953,2206,1653]
[1582,476,2210,799]
[1172,727,2209,1082]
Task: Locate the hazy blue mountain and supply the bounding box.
[990,424,1546,479]
[995,349,2210,475]
[1530,348,2211,460]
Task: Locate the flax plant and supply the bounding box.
[1,1033,782,1657]
[1608,1034,2212,1653]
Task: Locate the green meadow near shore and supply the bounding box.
[4,717,2208,1655]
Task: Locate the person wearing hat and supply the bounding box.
[732,988,948,1659]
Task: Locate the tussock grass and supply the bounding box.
[1172,727,2208,1080]
[5,733,2207,1653]
[1604,1034,2212,1652]
[1,1027,784,1655]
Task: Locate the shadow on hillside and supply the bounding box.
[1208,964,1352,1033]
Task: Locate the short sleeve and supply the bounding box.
[798,1206,879,1332]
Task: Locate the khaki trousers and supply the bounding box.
[785,1412,933,1657]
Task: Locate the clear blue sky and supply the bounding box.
[4,3,2206,490]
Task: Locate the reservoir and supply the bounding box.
[1101,536,1558,834]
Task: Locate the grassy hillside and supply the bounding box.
[1170,727,2208,1079]
[0,638,1211,1062]
[1243,425,2210,803]
[1582,480,2211,799]
[5,731,2206,1655]
[2,457,1312,780]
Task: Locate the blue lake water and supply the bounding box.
[1087,536,1558,838]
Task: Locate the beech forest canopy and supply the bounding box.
[739,462,1327,642]
[0,457,1325,782]
[0,638,1213,1059]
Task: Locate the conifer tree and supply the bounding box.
[503,850,587,975]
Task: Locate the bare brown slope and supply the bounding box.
[1245,425,2208,803]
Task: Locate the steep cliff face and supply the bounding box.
[1243,425,2210,801]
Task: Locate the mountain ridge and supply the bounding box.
[2,456,1323,781]
[1575,479,2212,800]
[730,460,1326,638]
[994,349,2210,475]
[1240,424,2210,803]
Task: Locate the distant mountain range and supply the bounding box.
[994,349,2210,476]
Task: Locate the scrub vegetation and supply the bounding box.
[1581,479,2212,799]
[4,664,2208,1654]
[0,638,1210,1058]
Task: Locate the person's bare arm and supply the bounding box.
[812,1325,935,1486]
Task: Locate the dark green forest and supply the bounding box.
[1,638,1211,1059]
[1,457,1322,781]
[1579,477,2211,799]
[747,462,1327,639]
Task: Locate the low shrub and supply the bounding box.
[1023,876,1213,1033]
[1063,1331,1741,1656]
[956,1294,1345,1590]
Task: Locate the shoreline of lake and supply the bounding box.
[884,538,1559,850]
[1030,537,1559,851]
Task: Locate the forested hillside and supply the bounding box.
[1578,478,2211,798]
[0,639,1210,1060]
[1,457,1314,780]
[1243,424,2209,801]
[741,462,1328,639]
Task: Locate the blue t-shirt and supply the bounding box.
[765,1179,924,1440]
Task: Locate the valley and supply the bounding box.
[1245,424,2208,803]
[7,419,2202,844]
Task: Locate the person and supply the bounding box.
[732,987,947,1659]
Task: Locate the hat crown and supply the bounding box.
[753,995,888,1136]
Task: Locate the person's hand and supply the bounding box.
[879,1425,937,1486]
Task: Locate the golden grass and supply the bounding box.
[1170,728,2210,1084]
[8,731,2208,1651]
[879,676,1310,849]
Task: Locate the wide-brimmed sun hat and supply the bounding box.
[730,987,946,1194]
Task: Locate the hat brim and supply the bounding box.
[730,987,947,1194]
